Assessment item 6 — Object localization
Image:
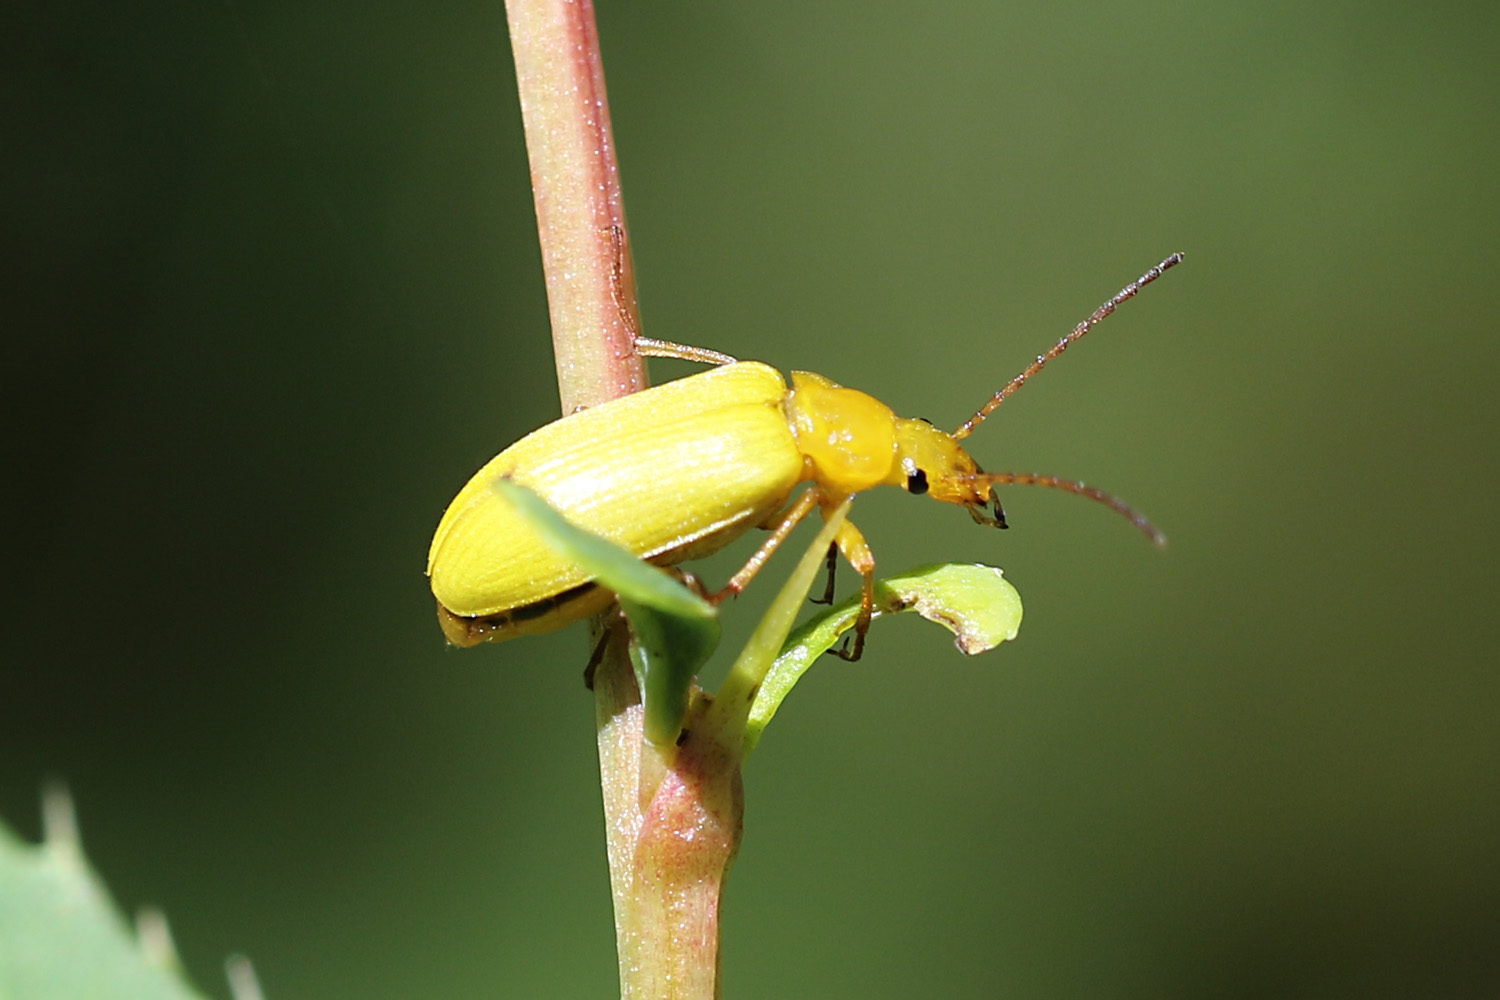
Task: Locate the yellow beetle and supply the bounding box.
[427,254,1180,657]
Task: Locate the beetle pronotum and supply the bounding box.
[427,254,1181,659]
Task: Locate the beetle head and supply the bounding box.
[892,417,991,509]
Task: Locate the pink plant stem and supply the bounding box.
[502,2,738,997]
[504,0,646,414]
[623,725,743,999]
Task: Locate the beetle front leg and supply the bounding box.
[602,223,737,367]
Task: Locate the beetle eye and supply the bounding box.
[906,469,930,495]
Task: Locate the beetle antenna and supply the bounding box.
[952,253,1183,440]
[982,472,1167,546]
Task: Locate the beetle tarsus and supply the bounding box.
[810,542,839,605]
[582,617,625,690]
[832,626,867,662]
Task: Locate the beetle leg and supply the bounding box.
[710,489,821,604]
[713,490,875,660]
[810,542,839,605]
[636,337,738,367]
[827,517,876,662]
[602,224,737,367]
[582,622,614,690]
[582,607,634,690]
[672,568,710,599]
[602,224,644,351]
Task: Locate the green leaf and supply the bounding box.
[0,800,210,1000]
[708,500,851,745]
[493,478,719,746]
[622,596,719,747]
[743,563,1023,754]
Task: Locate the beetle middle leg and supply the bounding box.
[810,542,839,605]
[711,489,876,661]
[710,489,821,605]
[825,518,876,662]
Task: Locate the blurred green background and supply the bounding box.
[4,0,1497,996]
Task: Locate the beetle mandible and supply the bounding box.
[427,254,1181,659]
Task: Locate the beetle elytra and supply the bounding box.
[427,254,1181,658]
